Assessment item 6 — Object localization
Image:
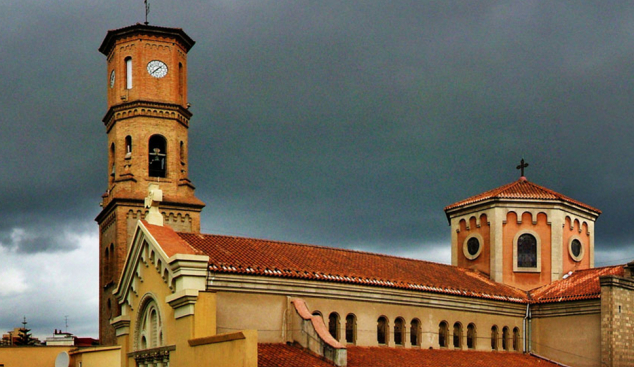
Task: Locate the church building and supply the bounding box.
[85,22,634,367]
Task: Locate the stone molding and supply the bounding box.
[208,273,527,317]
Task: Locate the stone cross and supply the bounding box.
[516,159,529,177]
[145,183,163,226]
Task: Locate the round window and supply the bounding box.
[569,238,584,262]
[463,234,483,260]
[467,237,480,256]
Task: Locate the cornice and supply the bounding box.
[530,299,600,318]
[103,100,192,132]
[207,273,528,317]
[100,23,195,56]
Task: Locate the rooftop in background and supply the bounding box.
[258,343,566,367]
[444,177,602,215]
[529,265,624,304]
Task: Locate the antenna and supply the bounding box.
[144,0,150,25]
[64,315,68,332]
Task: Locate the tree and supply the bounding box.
[15,317,35,346]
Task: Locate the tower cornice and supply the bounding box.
[99,24,195,57]
[102,100,193,132]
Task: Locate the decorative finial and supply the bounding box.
[144,0,150,25]
[516,158,529,178]
[144,183,163,226]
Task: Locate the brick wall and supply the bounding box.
[600,275,634,367]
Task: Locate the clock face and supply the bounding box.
[147,60,168,78]
[110,70,115,88]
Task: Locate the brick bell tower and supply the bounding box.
[96,24,205,345]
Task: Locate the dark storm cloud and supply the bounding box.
[2,1,634,273]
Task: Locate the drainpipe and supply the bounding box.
[524,303,531,353]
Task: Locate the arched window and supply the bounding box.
[328,312,340,341]
[502,326,510,351]
[394,317,405,346]
[110,143,115,178]
[439,321,449,348]
[104,247,110,280]
[410,319,421,347]
[125,136,132,158]
[312,311,323,320]
[178,62,184,98]
[125,57,133,89]
[136,298,163,351]
[517,233,537,268]
[179,141,185,164]
[377,316,388,345]
[467,323,476,349]
[491,325,499,350]
[453,322,463,348]
[513,327,520,351]
[345,314,356,344]
[148,135,167,177]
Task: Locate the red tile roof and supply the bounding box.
[142,221,203,257]
[258,343,334,367]
[444,178,601,214]
[529,265,624,303]
[258,344,565,367]
[176,232,528,303]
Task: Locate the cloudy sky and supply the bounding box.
[2,0,634,340]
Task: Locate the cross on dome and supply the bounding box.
[516,158,529,178]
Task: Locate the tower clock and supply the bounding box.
[96,24,205,345]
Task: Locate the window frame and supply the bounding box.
[513,230,541,272]
[463,233,484,260]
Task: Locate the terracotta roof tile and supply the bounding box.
[176,232,528,303]
[258,344,566,367]
[444,178,601,214]
[258,343,333,367]
[141,221,203,258]
[529,265,624,303]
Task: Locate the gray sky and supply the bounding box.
[2,0,634,340]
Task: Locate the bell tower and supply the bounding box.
[96,24,205,345]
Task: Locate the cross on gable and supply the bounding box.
[516,159,529,177]
[145,183,164,226]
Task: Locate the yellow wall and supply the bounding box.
[0,346,72,367]
[532,312,600,367]
[71,347,121,367]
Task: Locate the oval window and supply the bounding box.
[467,237,480,256]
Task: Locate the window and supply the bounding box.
[439,321,449,348]
[517,234,537,267]
[125,57,132,89]
[178,62,184,98]
[502,326,509,351]
[136,298,163,351]
[125,136,132,158]
[394,318,405,346]
[377,316,388,345]
[345,314,356,344]
[104,247,110,280]
[491,325,498,350]
[513,327,520,351]
[463,233,483,260]
[514,230,541,272]
[328,313,340,341]
[110,143,115,178]
[410,319,421,347]
[467,323,476,349]
[148,135,167,177]
[569,238,584,262]
[453,322,462,348]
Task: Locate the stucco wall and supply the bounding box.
[0,346,72,367]
[215,289,525,352]
[531,304,600,367]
